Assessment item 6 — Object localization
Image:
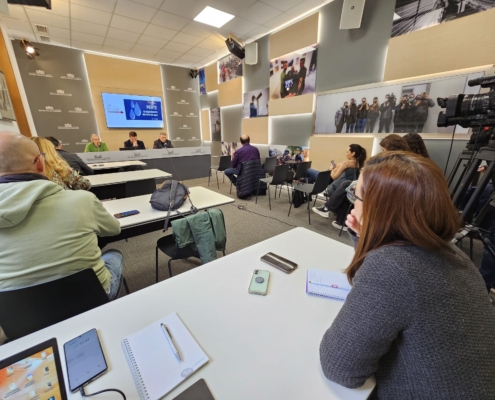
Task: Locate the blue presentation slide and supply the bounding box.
[102,93,164,128]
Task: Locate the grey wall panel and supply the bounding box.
[200,90,219,110]
[161,65,201,147]
[244,35,270,93]
[270,114,312,146]
[12,41,98,152]
[144,155,211,180]
[316,0,395,92]
[425,139,469,182]
[221,105,243,142]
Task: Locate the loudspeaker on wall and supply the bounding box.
[340,0,365,29]
[245,42,258,65]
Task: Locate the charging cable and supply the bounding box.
[80,385,126,399]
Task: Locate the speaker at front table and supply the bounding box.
[340,0,365,29]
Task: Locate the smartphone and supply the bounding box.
[331,160,336,169]
[114,210,140,218]
[260,252,298,274]
[64,329,108,392]
[248,270,270,296]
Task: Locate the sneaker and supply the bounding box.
[312,206,329,218]
[332,221,348,231]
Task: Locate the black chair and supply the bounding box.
[209,155,231,189]
[291,161,312,184]
[256,164,291,210]
[125,178,157,197]
[263,157,277,176]
[288,170,331,224]
[0,269,111,341]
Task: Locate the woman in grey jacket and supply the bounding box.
[320,151,495,399]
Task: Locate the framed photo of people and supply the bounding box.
[217,54,243,84]
[243,88,269,118]
[0,70,16,120]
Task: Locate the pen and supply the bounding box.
[309,281,350,291]
[161,323,182,362]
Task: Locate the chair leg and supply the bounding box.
[307,198,311,225]
[256,180,260,204]
[339,224,344,237]
[286,183,291,203]
[230,182,233,194]
[470,236,473,260]
[168,259,173,277]
[222,250,226,256]
[313,195,318,208]
[268,185,272,210]
[123,277,130,294]
[223,173,225,183]
[155,246,159,283]
[288,198,293,216]
[279,185,282,198]
[208,168,212,187]
[216,170,219,190]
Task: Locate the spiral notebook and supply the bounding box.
[122,312,209,400]
[306,269,352,301]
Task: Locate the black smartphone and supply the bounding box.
[64,329,107,392]
[114,210,140,218]
[260,252,298,274]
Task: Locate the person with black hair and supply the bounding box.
[403,132,429,157]
[346,99,358,133]
[45,136,94,176]
[378,94,394,133]
[124,131,146,149]
[365,98,380,133]
[297,58,307,95]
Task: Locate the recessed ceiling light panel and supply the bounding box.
[194,6,234,28]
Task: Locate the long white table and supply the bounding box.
[0,228,375,399]
[88,161,147,170]
[88,169,171,187]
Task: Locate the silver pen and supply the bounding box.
[161,323,182,362]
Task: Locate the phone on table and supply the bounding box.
[260,252,298,274]
[64,329,108,392]
[331,160,336,169]
[249,270,270,296]
[114,210,140,218]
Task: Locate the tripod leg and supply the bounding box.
[462,162,495,221]
[452,157,482,209]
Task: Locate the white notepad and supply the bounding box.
[306,269,352,301]
[122,312,209,400]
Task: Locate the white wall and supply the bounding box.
[0,119,20,133]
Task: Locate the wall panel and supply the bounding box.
[310,136,374,171]
[244,35,270,93]
[201,109,210,141]
[218,78,242,107]
[270,95,313,116]
[221,105,243,142]
[242,117,268,144]
[205,62,219,93]
[270,114,312,146]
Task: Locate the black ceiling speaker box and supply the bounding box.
[225,34,245,59]
[8,0,51,8]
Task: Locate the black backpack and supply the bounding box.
[292,190,312,208]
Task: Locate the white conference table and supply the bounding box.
[0,228,375,399]
[88,161,147,170]
[87,168,171,187]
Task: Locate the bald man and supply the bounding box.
[0,131,123,300]
[84,134,109,152]
[224,134,260,185]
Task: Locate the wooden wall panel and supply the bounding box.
[270,94,314,116]
[201,109,210,141]
[384,8,495,81]
[242,117,268,144]
[205,63,219,93]
[0,29,31,137]
[270,13,319,60]
[218,78,242,107]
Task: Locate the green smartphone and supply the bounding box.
[248,269,270,296]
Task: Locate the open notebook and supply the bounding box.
[122,313,209,400]
[306,269,352,301]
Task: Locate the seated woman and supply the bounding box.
[320,151,495,398]
[403,132,429,157]
[380,134,410,151]
[311,144,366,218]
[31,137,91,191]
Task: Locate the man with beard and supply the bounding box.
[394,94,411,133]
[378,94,394,133]
[366,97,380,133]
[335,102,350,133]
[346,98,358,133]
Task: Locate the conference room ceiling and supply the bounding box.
[0,0,330,68]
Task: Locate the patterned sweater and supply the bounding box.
[48,169,91,191]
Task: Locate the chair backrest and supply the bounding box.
[263,157,277,174]
[0,269,109,341]
[126,178,157,197]
[271,164,290,185]
[293,161,312,181]
[311,170,331,195]
[218,155,231,171]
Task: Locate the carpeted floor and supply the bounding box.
[106,176,486,296]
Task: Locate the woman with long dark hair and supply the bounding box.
[320,152,495,398]
[403,132,430,157]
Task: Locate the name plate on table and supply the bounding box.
[77,147,211,163]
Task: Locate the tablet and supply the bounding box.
[0,338,67,400]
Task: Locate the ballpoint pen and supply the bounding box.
[161,323,182,362]
[308,281,350,291]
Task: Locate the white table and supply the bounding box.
[0,228,375,399]
[88,169,171,187]
[88,161,147,170]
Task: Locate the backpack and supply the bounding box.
[150,180,196,230]
[291,190,311,208]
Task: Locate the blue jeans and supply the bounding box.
[224,168,239,185]
[346,123,355,133]
[102,250,124,300]
[306,168,319,183]
[356,118,366,133]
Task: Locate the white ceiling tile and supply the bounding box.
[114,0,158,23]
[263,12,295,29]
[71,4,112,25]
[285,0,324,17]
[104,37,136,50]
[137,35,168,48]
[110,15,148,33]
[187,47,214,57]
[49,37,71,46]
[151,10,189,31]
[42,26,71,39]
[6,5,29,21]
[181,21,213,39]
[71,40,103,52]
[71,0,117,13]
[240,2,281,25]
[160,0,206,19]
[129,44,161,54]
[222,17,259,36]
[172,60,194,68]
[2,18,32,31]
[143,24,178,40]
[7,29,36,41]
[71,19,108,36]
[71,31,105,45]
[163,41,192,53]
[208,0,257,16]
[25,0,70,17]
[261,0,304,12]
[106,27,141,42]
[246,25,270,38]
[171,32,203,46]
[153,55,176,64]
[101,46,130,56]
[156,48,183,59]
[132,0,165,7]
[25,9,70,29]
[196,36,225,51]
[178,53,203,63]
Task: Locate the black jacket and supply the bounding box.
[152,139,174,149]
[124,139,146,149]
[56,149,94,175]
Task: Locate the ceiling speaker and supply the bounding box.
[340,0,365,29]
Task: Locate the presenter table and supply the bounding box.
[0,228,375,400]
[88,160,146,173]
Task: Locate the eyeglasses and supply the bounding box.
[346,181,363,204]
[33,152,45,164]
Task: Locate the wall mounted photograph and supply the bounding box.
[268,145,310,165]
[0,70,16,120]
[392,0,495,37]
[270,45,318,100]
[199,69,206,95]
[243,88,269,118]
[217,54,243,84]
[221,141,241,156]
[210,108,221,141]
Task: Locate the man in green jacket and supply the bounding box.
[280,60,288,99]
[84,133,109,152]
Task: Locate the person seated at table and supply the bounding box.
[0,131,124,301]
[124,131,146,149]
[84,133,109,152]
[31,137,91,191]
[45,136,94,176]
[320,151,495,398]
[380,134,409,152]
[224,134,260,186]
[294,149,304,162]
[403,132,429,157]
[153,132,174,149]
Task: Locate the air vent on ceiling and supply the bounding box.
[35,24,49,34]
[39,35,50,42]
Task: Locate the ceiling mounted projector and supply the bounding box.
[7,0,51,8]
[225,34,245,60]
